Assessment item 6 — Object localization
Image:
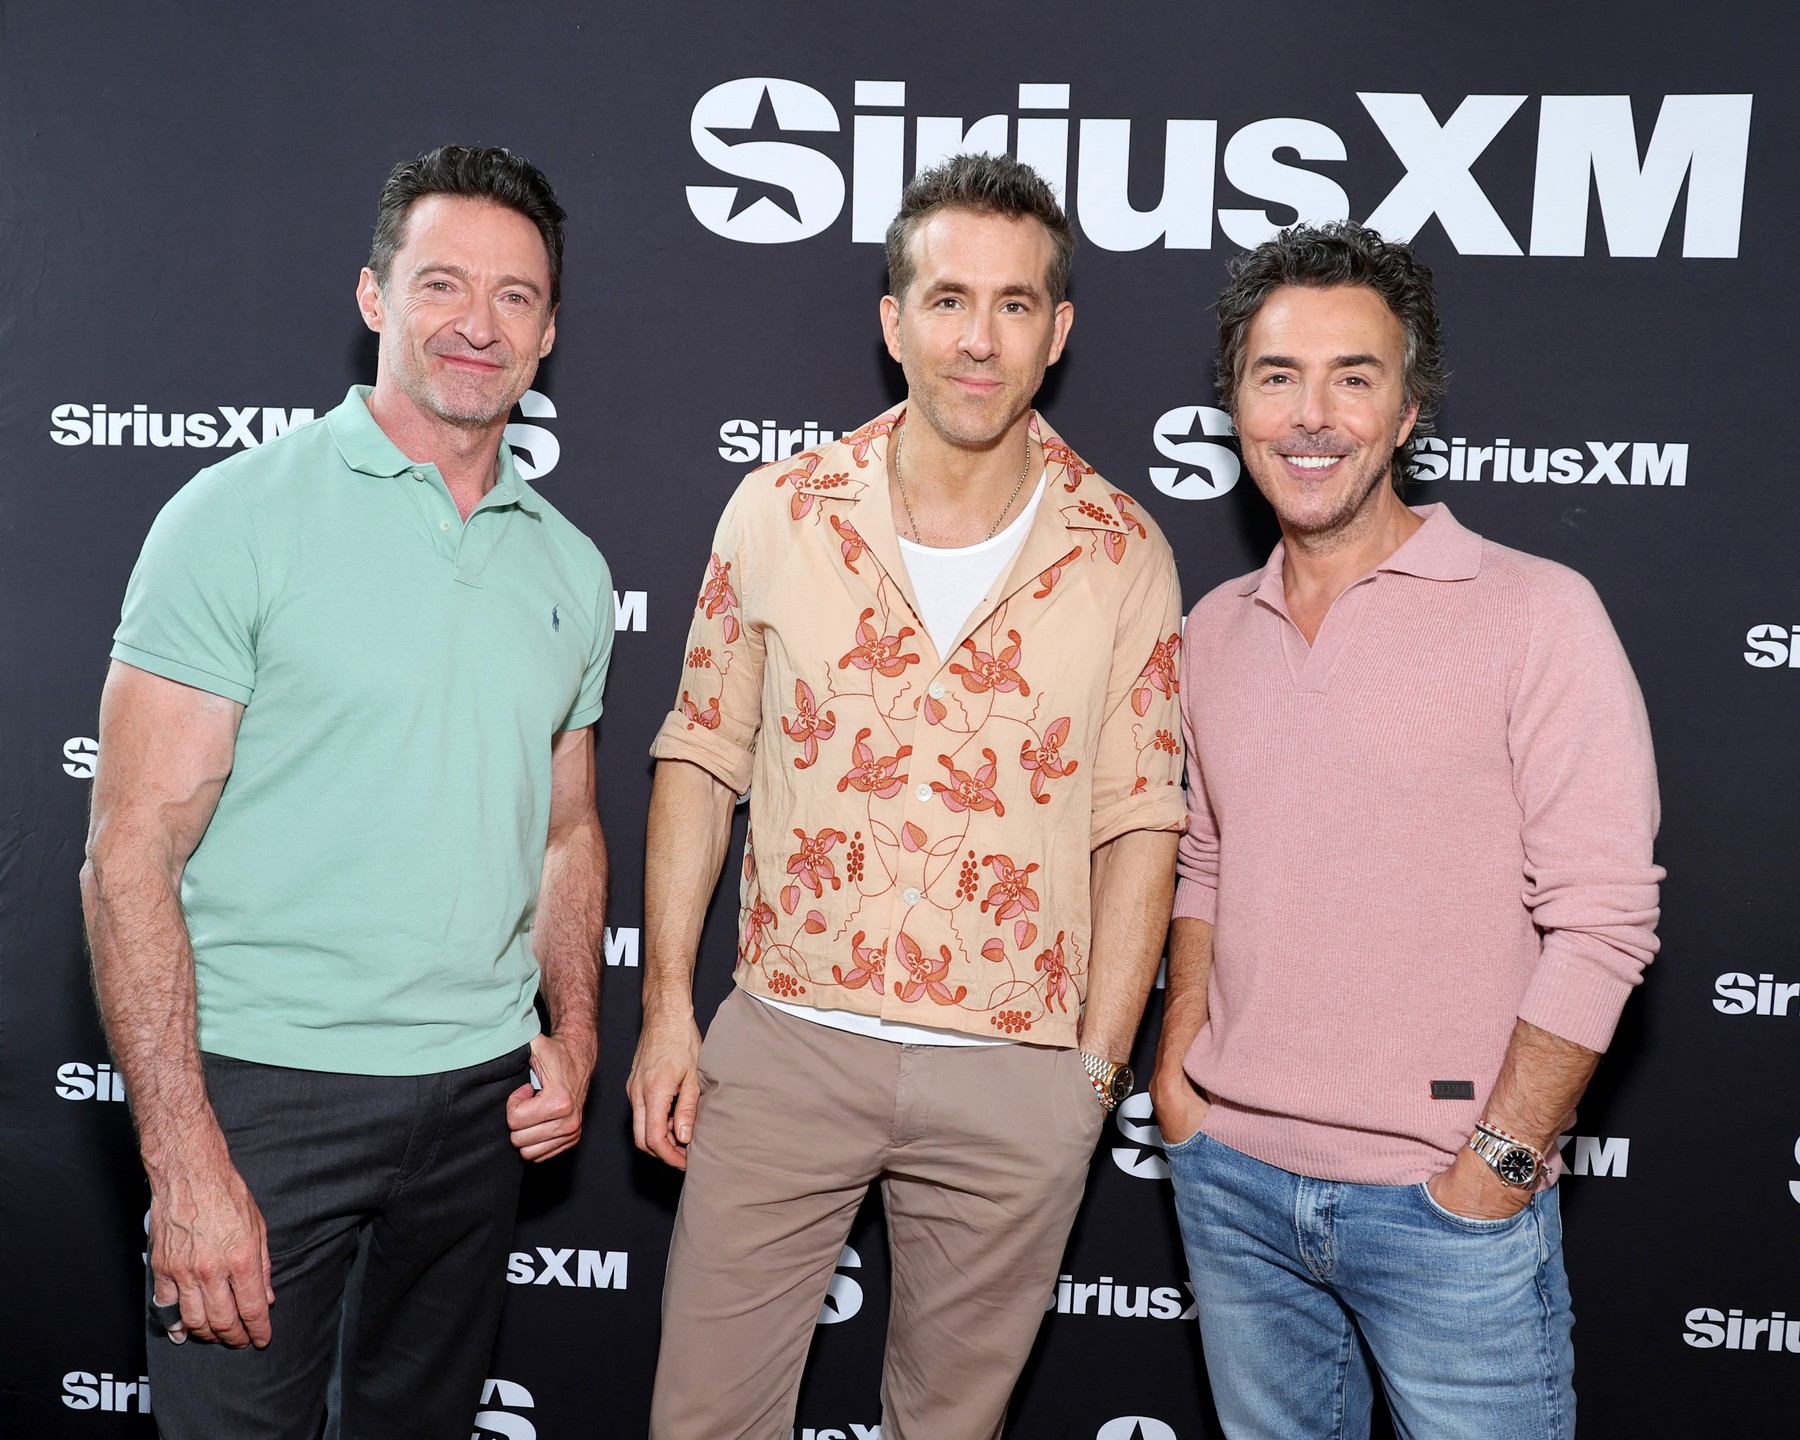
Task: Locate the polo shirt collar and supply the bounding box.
[1240,501,1482,603]
[326,385,525,505]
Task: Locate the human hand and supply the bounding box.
[1150,1064,1212,1149]
[507,1031,596,1162]
[626,1013,703,1170]
[148,1155,274,1348]
[1426,1146,1535,1221]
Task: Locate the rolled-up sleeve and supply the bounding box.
[649,484,767,793]
[1089,535,1187,849]
[1511,568,1663,1052]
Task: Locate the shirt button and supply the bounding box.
[902,887,922,906]
[915,784,932,803]
[438,519,451,532]
[928,683,946,699]
[410,469,424,481]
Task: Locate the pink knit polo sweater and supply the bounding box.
[1174,504,1662,1185]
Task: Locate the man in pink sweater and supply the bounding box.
[1152,222,1662,1440]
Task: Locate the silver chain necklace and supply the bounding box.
[893,422,1033,547]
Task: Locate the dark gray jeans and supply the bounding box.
[147,1046,531,1439]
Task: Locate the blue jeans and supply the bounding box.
[1167,1131,1575,1440]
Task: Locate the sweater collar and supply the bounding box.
[1240,502,1482,601]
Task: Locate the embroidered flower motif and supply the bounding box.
[774,452,822,520]
[990,1009,1034,1034]
[1035,930,1072,1013]
[1110,492,1148,538]
[832,930,887,993]
[679,691,720,731]
[783,828,848,909]
[685,646,713,669]
[1033,546,1083,599]
[699,554,741,643]
[979,853,1041,926]
[830,515,867,573]
[950,630,1030,695]
[765,970,806,998]
[836,728,911,798]
[739,897,777,965]
[1019,716,1079,804]
[893,931,967,1006]
[780,679,837,768]
[1133,633,1181,716]
[841,414,899,467]
[931,750,1006,817]
[839,607,921,678]
[1043,437,1096,491]
[1076,498,1117,526]
[1153,728,1180,755]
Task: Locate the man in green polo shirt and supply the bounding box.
[80,145,612,1439]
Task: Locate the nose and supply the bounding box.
[1295,376,1331,432]
[456,294,498,349]
[960,308,998,362]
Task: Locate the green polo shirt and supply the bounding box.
[112,386,614,1074]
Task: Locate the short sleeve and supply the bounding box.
[561,553,615,732]
[648,484,768,792]
[111,468,261,704]
[1088,535,1188,848]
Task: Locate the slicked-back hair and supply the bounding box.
[369,145,567,306]
[1215,221,1447,492]
[885,153,1075,306]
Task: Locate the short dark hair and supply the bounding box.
[885,153,1075,305]
[1215,221,1448,491]
[369,145,566,306]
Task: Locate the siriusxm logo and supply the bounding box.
[1149,407,1240,502]
[1744,625,1800,668]
[474,1377,536,1440]
[504,390,559,481]
[56,1062,127,1103]
[719,418,842,466]
[689,80,1752,258]
[63,736,98,779]
[789,1427,881,1440]
[62,1372,151,1413]
[1554,1134,1629,1179]
[1048,1273,1195,1321]
[1713,972,1800,1016]
[506,1247,627,1290]
[49,403,316,450]
[1683,1307,1800,1354]
[818,1245,863,1325]
[1110,1092,1172,1179]
[1792,1136,1800,1206]
[604,927,640,967]
[1097,1421,1178,1440]
[1411,436,1687,487]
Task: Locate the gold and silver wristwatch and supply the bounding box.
[1080,1052,1134,1112]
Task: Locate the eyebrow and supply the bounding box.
[412,262,543,297]
[1251,352,1388,372]
[921,279,1045,300]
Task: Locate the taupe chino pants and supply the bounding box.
[649,988,1107,1440]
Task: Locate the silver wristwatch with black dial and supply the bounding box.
[1467,1122,1544,1188]
[1080,1052,1133,1112]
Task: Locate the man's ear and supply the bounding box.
[356,268,385,334]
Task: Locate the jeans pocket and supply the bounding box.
[1415,1180,1533,1232]
[1161,1126,1210,1158]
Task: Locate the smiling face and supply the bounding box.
[1233,284,1418,541]
[879,207,1074,451]
[356,195,556,430]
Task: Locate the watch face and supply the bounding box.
[1109,1064,1135,1105]
[1496,1146,1538,1187]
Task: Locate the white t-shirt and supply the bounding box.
[755,474,1047,1046]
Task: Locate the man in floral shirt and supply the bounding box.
[629,155,1185,1440]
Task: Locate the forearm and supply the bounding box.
[1078,830,1178,1061]
[641,759,738,1022]
[1153,915,1214,1081]
[1480,1018,1601,1155]
[533,815,608,1066]
[82,850,225,1183]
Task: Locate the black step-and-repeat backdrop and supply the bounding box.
[2,4,1793,1436]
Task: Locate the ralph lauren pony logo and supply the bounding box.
[551,606,560,633]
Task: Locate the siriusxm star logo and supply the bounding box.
[504,390,559,481]
[472,1377,535,1440]
[1097,1418,1178,1439]
[1110,1092,1171,1180]
[817,1244,863,1324]
[689,78,845,243]
[1149,406,1240,500]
